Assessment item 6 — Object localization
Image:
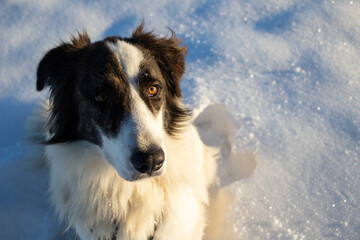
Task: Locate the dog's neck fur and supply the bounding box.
[44,126,214,240]
[45,140,165,240]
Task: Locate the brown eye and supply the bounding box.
[95,92,107,102]
[148,86,159,97]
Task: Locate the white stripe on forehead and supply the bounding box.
[105,39,164,151]
[106,40,143,83]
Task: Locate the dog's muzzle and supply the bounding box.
[131,147,165,174]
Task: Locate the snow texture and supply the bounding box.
[0,0,359,239]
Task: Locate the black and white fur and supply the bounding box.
[31,23,217,240]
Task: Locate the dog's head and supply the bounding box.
[37,23,189,181]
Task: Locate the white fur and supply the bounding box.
[106,40,143,83]
[29,105,218,240]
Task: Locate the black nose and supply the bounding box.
[131,148,165,174]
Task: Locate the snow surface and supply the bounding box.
[1,0,359,239]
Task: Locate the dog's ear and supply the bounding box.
[129,23,187,98]
[36,32,91,144]
[37,32,91,91]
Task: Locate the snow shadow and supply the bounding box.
[194,104,257,240]
[255,7,297,34]
[194,104,257,186]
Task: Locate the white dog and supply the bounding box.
[30,23,218,240]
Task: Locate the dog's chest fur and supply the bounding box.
[44,126,214,240]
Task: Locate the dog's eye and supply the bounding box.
[95,92,107,103]
[148,86,159,97]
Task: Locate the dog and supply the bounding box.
[29,23,218,240]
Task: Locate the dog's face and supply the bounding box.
[37,24,189,181]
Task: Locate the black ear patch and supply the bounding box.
[127,22,187,98]
[37,32,91,91]
[36,32,91,144]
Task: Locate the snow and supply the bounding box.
[1,0,359,239]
